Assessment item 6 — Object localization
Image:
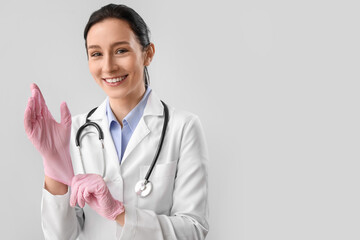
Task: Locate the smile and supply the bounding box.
[103,75,128,83]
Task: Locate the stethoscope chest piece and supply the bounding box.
[135,179,153,198]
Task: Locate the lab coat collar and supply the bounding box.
[143,90,164,117]
[86,90,165,164]
[87,90,164,122]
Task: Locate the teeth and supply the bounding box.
[105,75,127,83]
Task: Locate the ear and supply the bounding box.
[144,43,155,66]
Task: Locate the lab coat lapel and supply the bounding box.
[121,118,150,162]
[121,91,164,164]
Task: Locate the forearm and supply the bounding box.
[41,185,81,240]
[117,205,208,240]
[44,175,68,195]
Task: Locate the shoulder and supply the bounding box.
[145,90,199,127]
[167,104,200,126]
[165,104,208,161]
[164,104,205,141]
[147,90,202,127]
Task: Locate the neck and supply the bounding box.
[109,86,146,125]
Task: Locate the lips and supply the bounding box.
[102,74,128,86]
[103,74,128,83]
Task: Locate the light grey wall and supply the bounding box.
[1,0,359,239]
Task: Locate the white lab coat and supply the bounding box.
[41,91,209,240]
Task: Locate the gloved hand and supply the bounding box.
[70,174,125,221]
[24,83,74,186]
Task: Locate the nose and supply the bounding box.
[103,55,119,74]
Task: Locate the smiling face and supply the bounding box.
[86,18,153,102]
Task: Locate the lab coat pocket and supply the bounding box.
[138,161,177,214]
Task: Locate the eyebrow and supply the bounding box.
[87,41,130,49]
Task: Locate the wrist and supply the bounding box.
[44,175,68,195]
[42,151,71,164]
[110,199,125,221]
[115,211,125,226]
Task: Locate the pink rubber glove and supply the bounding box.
[70,174,124,220]
[24,83,74,186]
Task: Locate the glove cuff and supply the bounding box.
[109,199,125,221]
[42,154,74,186]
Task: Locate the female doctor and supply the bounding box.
[24,4,209,240]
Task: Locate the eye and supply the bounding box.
[116,49,128,54]
[90,52,102,57]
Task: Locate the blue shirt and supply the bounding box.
[106,87,152,163]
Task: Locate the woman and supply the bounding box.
[24,4,208,240]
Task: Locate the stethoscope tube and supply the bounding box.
[75,107,104,148]
[144,100,169,183]
[75,100,169,197]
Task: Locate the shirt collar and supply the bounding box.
[106,86,152,131]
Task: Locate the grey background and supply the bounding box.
[0,0,359,239]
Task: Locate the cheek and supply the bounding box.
[131,61,145,78]
[88,62,100,78]
[125,54,144,72]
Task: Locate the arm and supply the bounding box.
[24,83,80,239]
[41,176,83,240]
[118,116,209,240]
[44,175,68,195]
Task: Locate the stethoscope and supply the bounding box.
[75,101,169,198]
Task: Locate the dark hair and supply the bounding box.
[84,4,151,86]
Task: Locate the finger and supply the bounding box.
[28,97,37,123]
[70,175,82,207]
[32,89,42,118]
[31,83,46,106]
[70,184,78,207]
[83,187,94,204]
[82,174,103,194]
[24,98,35,135]
[60,102,72,126]
[72,174,88,185]
[70,174,88,207]
[31,84,53,120]
[30,97,36,120]
[30,82,39,91]
[77,185,86,208]
[81,175,98,199]
[81,175,102,203]
[93,176,107,195]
